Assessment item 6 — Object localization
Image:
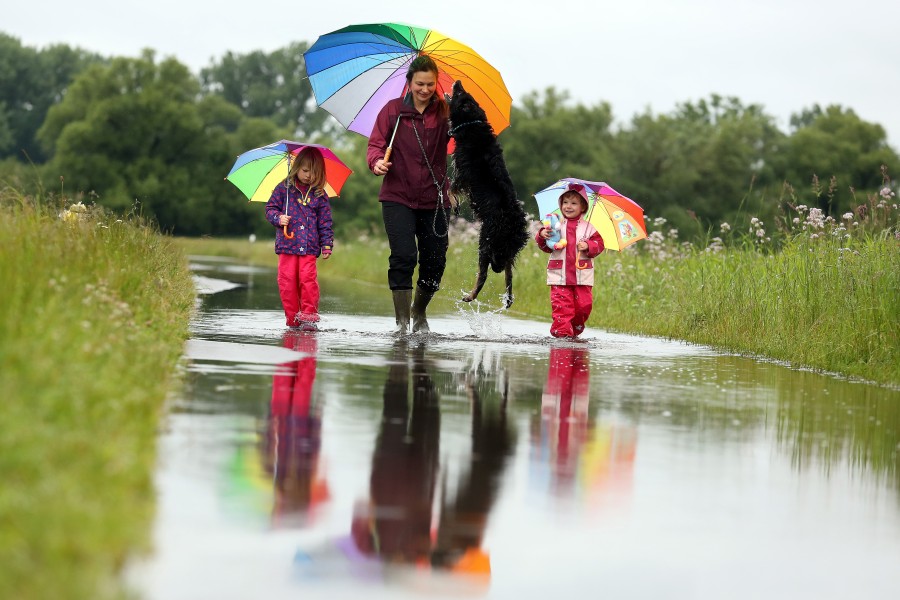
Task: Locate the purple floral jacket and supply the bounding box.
[265,181,333,256]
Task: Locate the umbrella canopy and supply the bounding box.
[534,178,647,251]
[226,139,352,202]
[304,23,512,138]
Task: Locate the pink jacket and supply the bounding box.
[366,95,451,210]
[535,217,604,286]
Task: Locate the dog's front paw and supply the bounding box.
[504,297,514,309]
[462,293,474,303]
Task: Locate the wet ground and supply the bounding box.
[127,257,900,599]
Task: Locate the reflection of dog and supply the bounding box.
[448,80,529,308]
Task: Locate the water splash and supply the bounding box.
[453,293,508,338]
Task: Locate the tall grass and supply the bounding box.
[0,190,195,599]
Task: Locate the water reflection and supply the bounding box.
[260,330,329,527]
[132,262,900,600]
[348,341,514,580]
[533,346,637,504]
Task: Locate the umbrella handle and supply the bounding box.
[576,249,589,269]
[283,225,294,239]
[384,147,393,163]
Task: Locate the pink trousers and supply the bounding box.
[549,285,593,338]
[277,254,320,326]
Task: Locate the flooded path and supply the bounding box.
[128,257,900,599]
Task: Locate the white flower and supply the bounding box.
[842,212,854,221]
[719,222,731,232]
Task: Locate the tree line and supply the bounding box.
[2,32,898,239]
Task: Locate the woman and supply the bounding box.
[367,55,451,336]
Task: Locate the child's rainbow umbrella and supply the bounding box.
[226,139,352,202]
[304,23,512,138]
[534,178,648,251]
[226,140,352,238]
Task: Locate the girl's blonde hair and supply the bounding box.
[288,146,327,192]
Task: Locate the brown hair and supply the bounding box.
[559,190,589,215]
[406,55,448,118]
[289,146,326,192]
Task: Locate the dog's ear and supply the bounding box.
[444,92,452,103]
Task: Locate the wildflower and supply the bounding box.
[653,217,667,227]
[805,208,825,229]
[719,222,731,233]
[750,217,760,225]
[797,205,808,212]
[880,187,895,199]
[793,217,800,225]
[706,237,724,253]
[842,212,854,221]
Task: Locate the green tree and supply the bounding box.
[614,95,785,235]
[200,42,331,139]
[780,104,899,213]
[499,87,616,217]
[0,33,103,162]
[38,51,216,233]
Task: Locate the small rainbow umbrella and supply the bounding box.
[304,23,512,138]
[534,178,647,251]
[226,140,352,238]
[226,139,352,202]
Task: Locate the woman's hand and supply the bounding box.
[373,158,392,176]
[278,214,290,226]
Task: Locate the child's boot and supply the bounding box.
[411,287,435,334]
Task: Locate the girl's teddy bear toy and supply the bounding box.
[541,213,567,250]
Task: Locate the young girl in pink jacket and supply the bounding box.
[535,183,604,339]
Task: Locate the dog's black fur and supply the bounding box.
[448,80,529,308]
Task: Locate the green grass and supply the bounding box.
[0,193,195,599]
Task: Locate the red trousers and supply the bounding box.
[277,254,320,326]
[549,285,593,338]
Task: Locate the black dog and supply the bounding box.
[448,80,529,308]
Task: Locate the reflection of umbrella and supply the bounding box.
[304,23,512,138]
[226,139,352,202]
[534,178,647,251]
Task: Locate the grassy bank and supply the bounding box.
[0,192,195,599]
[178,195,898,386]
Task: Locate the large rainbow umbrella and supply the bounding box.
[534,178,647,251]
[304,23,512,138]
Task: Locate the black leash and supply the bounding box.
[410,118,451,237]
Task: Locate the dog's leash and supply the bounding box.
[448,120,484,136]
[410,118,451,238]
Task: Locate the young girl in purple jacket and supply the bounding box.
[265,147,334,330]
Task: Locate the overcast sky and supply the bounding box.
[5,0,899,148]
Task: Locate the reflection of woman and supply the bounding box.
[367,56,451,335]
[260,330,329,527]
[353,341,440,562]
[351,343,508,576]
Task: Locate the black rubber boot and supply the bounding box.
[411,287,435,334]
[392,289,412,337]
